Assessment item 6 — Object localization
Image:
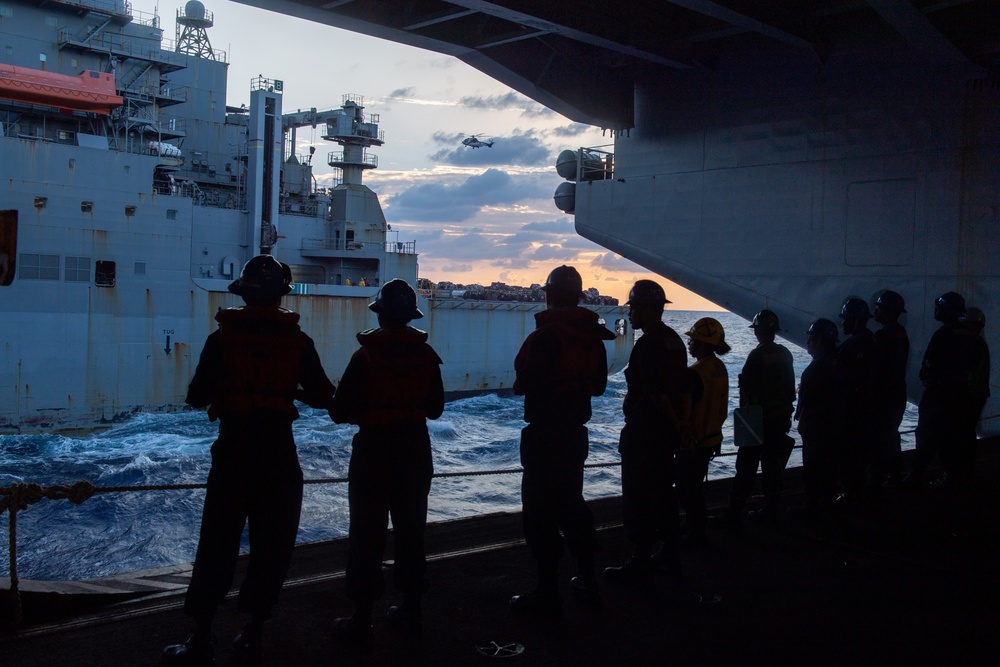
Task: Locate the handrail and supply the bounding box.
[3,412,991,632]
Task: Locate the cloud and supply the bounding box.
[519,218,575,234]
[385,168,555,222]
[590,252,646,273]
[387,86,416,98]
[457,91,553,118]
[550,123,593,137]
[441,263,474,273]
[429,130,551,166]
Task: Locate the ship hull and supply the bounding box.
[0,1,631,433]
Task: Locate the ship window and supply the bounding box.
[81,201,93,212]
[95,261,116,287]
[3,46,11,58]
[71,58,78,69]
[65,256,90,282]
[135,262,146,275]
[18,253,59,281]
[0,210,16,287]
[34,197,47,208]
[167,210,177,220]
[124,205,136,217]
[0,7,13,19]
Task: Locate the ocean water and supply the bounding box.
[0,311,916,582]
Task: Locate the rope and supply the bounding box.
[1,413,993,632]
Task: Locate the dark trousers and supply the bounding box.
[677,447,713,534]
[801,432,838,507]
[184,427,303,622]
[345,425,433,605]
[729,428,795,510]
[912,389,977,487]
[619,423,679,550]
[869,403,906,483]
[520,422,597,584]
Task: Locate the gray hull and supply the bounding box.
[0,1,633,432]
[262,0,1000,436]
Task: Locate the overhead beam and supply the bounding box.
[663,0,813,48]
[865,0,973,65]
[403,9,478,31]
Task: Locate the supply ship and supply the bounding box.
[0,0,634,433]
[253,0,1000,434]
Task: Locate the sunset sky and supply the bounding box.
[132,1,721,309]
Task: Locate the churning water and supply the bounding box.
[0,311,916,581]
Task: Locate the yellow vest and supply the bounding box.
[690,355,729,449]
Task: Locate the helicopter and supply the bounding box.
[462,134,494,149]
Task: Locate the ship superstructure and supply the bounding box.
[0,0,633,432]
[240,0,1000,436]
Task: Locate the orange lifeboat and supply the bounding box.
[0,65,123,115]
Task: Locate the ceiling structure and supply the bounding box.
[233,1,999,129]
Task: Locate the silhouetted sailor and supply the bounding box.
[677,317,730,546]
[163,255,336,666]
[605,280,690,582]
[508,265,614,612]
[871,290,910,487]
[837,297,876,502]
[957,306,991,492]
[329,278,444,641]
[796,318,845,512]
[725,310,796,525]
[904,292,982,494]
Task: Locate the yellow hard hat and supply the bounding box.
[685,317,726,347]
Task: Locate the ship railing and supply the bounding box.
[577,146,615,181]
[159,37,227,63]
[280,199,320,217]
[52,1,134,22]
[57,28,190,68]
[327,151,378,169]
[2,414,975,632]
[301,238,414,254]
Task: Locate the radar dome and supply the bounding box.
[185,1,207,19]
[553,182,576,214]
[555,149,578,180]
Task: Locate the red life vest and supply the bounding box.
[213,306,305,419]
[354,327,443,428]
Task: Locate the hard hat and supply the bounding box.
[962,306,986,327]
[806,318,839,343]
[626,279,670,306]
[369,278,423,321]
[685,317,726,347]
[935,291,967,320]
[874,290,906,314]
[541,265,584,297]
[749,309,781,332]
[228,255,292,300]
[839,297,872,320]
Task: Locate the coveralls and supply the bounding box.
[619,320,688,552]
[514,306,613,589]
[871,321,909,482]
[837,327,876,496]
[330,325,444,606]
[729,340,796,512]
[913,322,985,490]
[677,355,725,537]
[184,305,335,623]
[796,347,846,507]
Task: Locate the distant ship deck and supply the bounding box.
[3,442,999,665]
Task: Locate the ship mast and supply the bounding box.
[323,94,383,187]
